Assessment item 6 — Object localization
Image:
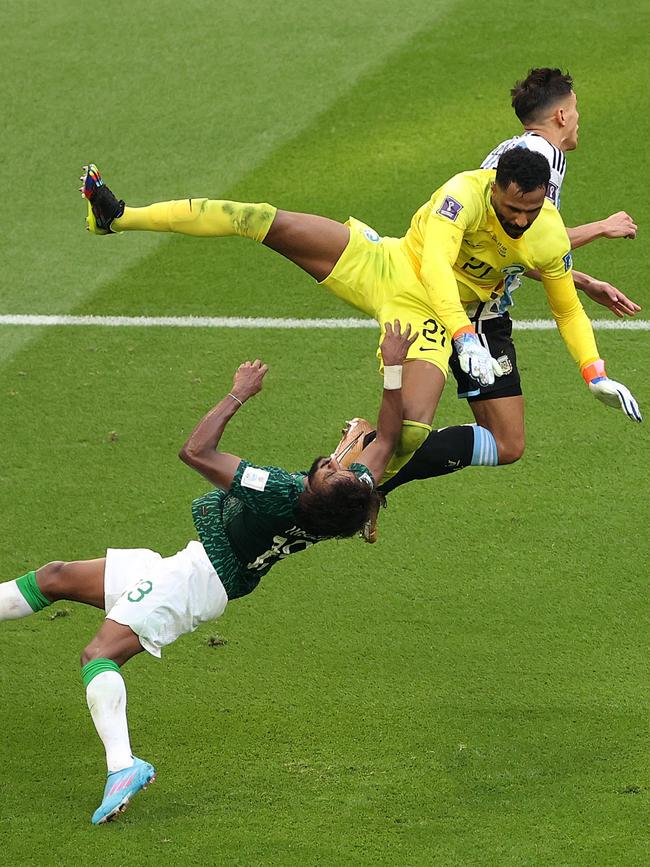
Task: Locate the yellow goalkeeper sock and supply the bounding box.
[380,420,432,484]
[113,199,277,241]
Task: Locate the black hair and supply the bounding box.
[495,148,550,194]
[296,459,377,538]
[511,68,573,124]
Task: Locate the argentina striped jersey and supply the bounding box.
[480,131,566,209]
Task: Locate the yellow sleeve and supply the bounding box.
[542,271,600,369]
[419,179,482,335]
[419,219,470,335]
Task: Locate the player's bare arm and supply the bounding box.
[571,273,641,317]
[563,213,641,315]
[357,320,418,483]
[179,360,269,488]
[566,211,637,249]
[524,266,641,317]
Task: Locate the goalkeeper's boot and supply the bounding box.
[80,164,125,235]
[361,490,386,544]
[91,756,156,825]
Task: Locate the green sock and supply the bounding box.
[15,571,51,612]
[81,658,121,689]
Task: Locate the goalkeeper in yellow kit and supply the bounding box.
[81,148,640,501]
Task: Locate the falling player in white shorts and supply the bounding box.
[0,322,416,825]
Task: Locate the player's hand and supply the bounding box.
[600,211,637,240]
[453,329,503,387]
[589,378,642,422]
[582,279,641,318]
[231,359,269,402]
[380,320,419,366]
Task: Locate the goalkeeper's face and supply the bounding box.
[491,182,546,239]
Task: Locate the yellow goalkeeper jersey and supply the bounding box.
[402,168,598,369]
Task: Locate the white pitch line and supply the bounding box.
[0,314,375,329]
[0,314,648,330]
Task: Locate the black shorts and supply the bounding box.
[449,311,522,402]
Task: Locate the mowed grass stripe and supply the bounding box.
[0,314,648,330]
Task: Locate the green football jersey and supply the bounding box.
[191,459,374,599]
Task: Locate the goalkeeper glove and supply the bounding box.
[582,360,642,423]
[453,327,503,387]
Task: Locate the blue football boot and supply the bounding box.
[91,756,156,825]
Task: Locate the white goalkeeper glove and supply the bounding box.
[582,360,642,423]
[453,328,503,387]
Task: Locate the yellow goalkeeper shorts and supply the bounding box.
[321,217,451,376]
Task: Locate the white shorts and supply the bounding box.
[104,540,228,658]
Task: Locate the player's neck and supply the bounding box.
[523,124,567,152]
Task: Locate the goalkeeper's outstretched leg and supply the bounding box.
[80,164,350,282]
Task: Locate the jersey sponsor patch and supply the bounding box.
[241,466,270,491]
[363,227,381,243]
[563,252,573,272]
[436,195,463,222]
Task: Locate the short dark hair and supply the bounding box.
[511,68,573,124]
[296,462,377,538]
[495,148,550,193]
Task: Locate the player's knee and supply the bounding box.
[396,421,432,458]
[35,561,67,600]
[496,436,525,465]
[263,208,291,241]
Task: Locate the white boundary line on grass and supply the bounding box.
[0,314,648,330]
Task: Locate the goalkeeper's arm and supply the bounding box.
[419,219,502,386]
[542,272,642,422]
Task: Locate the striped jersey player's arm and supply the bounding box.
[542,272,599,368]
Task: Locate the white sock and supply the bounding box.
[0,581,35,620]
[86,670,135,773]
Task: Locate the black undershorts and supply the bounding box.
[449,310,522,402]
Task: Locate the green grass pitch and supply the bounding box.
[1,1,649,864]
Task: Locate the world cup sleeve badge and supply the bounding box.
[436,195,464,222]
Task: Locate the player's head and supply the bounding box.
[511,68,579,150]
[491,148,550,239]
[297,455,377,538]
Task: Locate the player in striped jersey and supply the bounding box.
[481,68,639,318]
[482,131,566,208]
